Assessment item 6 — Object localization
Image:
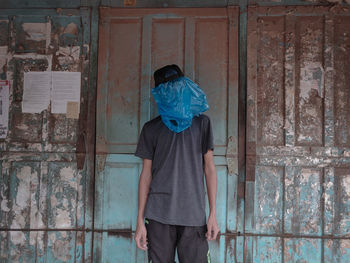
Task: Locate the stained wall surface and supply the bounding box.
[0,0,349,262]
[246,5,350,263]
[95,7,240,262]
[0,8,95,262]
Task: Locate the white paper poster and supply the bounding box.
[22,72,51,113]
[0,80,9,139]
[22,71,81,115]
[51,72,81,114]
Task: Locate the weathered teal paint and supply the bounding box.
[0,7,94,262]
[246,5,350,263]
[237,0,248,236]
[86,5,100,262]
[94,154,140,231]
[95,7,240,262]
[0,0,349,262]
[0,0,82,8]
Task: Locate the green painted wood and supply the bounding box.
[0,0,344,9]
[249,0,338,5]
[0,7,94,262]
[85,7,100,252]
[94,154,140,231]
[93,232,148,263]
[245,236,282,262]
[98,0,334,8]
[95,7,240,262]
[246,6,350,262]
[237,0,248,240]
[0,230,90,262]
[101,0,233,8]
[324,239,350,263]
[2,2,349,262]
[0,0,81,8]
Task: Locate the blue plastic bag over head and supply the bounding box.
[152,76,209,133]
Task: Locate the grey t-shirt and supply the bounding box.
[135,114,214,226]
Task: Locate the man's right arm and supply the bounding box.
[135,159,152,251]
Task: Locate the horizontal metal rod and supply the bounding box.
[1,228,349,240]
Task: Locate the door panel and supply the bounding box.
[93,232,148,263]
[149,18,185,120]
[94,155,141,231]
[246,6,350,262]
[106,20,142,146]
[96,7,240,262]
[195,18,229,149]
[0,8,93,262]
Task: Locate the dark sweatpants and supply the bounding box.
[145,219,210,263]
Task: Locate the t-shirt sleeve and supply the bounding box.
[135,124,154,160]
[202,116,214,155]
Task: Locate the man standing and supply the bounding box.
[134,65,219,263]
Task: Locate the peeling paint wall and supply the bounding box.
[0,0,349,262]
[0,8,94,263]
[247,5,350,263]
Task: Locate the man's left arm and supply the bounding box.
[204,149,220,240]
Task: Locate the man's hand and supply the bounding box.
[135,159,152,251]
[135,222,148,251]
[206,214,219,240]
[204,150,219,240]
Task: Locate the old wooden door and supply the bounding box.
[0,8,93,262]
[95,7,241,262]
[246,6,350,262]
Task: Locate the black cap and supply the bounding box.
[154,64,184,86]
